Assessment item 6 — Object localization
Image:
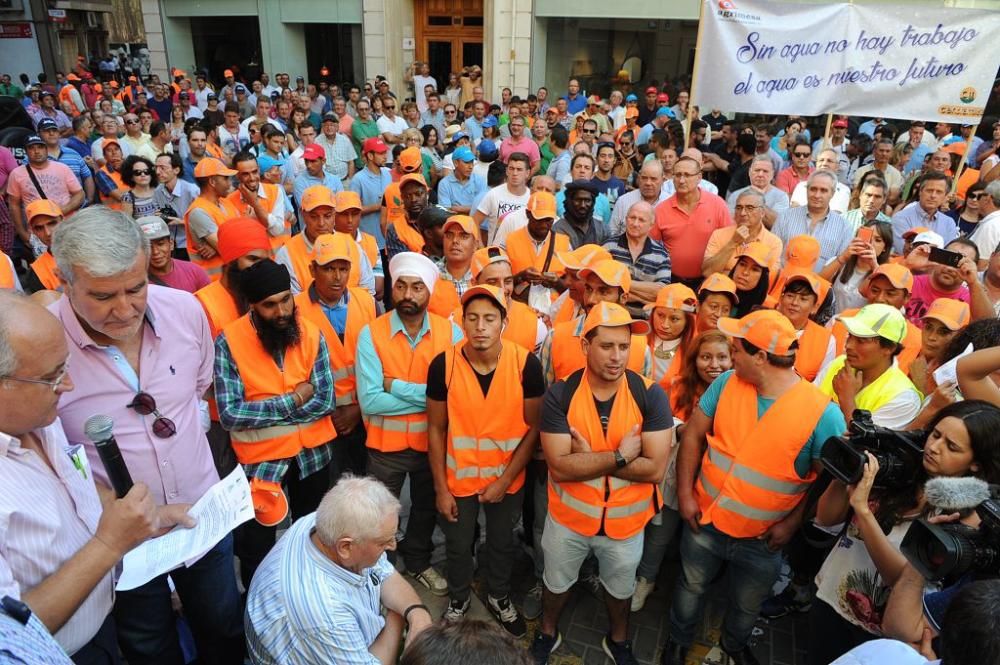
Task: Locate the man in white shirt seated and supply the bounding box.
[790,149,852,213]
[246,475,433,665]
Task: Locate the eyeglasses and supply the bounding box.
[384,105,396,110]
[734,205,762,213]
[249,128,258,134]
[1,364,69,392]
[128,391,177,438]
[792,152,811,158]
[132,169,150,176]
[968,192,986,200]
[445,109,457,114]
[125,119,139,125]
[582,129,596,134]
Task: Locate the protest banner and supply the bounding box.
[691,0,1000,124]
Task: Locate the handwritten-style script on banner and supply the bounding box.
[693,0,1000,123]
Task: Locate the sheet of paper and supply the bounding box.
[116,466,255,591]
[933,343,974,388]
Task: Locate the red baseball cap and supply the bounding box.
[362,137,388,154]
[302,144,325,161]
[645,86,658,95]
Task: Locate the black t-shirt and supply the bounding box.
[426,348,545,402]
[540,373,672,435]
[726,157,752,197]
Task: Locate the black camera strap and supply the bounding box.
[25,165,49,201]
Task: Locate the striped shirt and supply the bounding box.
[772,206,854,272]
[0,600,74,664]
[603,233,672,285]
[0,420,112,655]
[213,332,336,484]
[245,514,397,665]
[50,149,90,188]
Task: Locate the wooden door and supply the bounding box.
[415,0,484,89]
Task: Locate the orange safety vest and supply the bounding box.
[295,287,376,408]
[552,296,578,326]
[184,195,240,281]
[30,252,60,291]
[365,311,453,453]
[281,232,362,293]
[99,167,126,210]
[384,182,405,231]
[226,183,290,250]
[58,86,79,117]
[0,252,15,289]
[194,280,242,422]
[357,232,380,268]
[795,320,832,382]
[548,369,659,538]
[428,278,460,318]
[550,317,647,382]
[443,342,530,497]
[832,307,921,375]
[696,374,828,538]
[505,227,569,275]
[391,217,425,253]
[222,314,336,464]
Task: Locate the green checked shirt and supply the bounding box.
[213,333,336,483]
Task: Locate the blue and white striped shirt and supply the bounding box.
[246,514,397,665]
[772,206,854,272]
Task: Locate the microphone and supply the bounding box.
[84,415,134,498]
[924,476,991,512]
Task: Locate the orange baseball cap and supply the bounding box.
[109,80,120,89]
[101,138,121,152]
[25,199,63,221]
[398,147,423,172]
[902,226,930,239]
[784,235,820,269]
[734,242,771,268]
[66,73,81,82]
[578,259,632,293]
[443,215,477,235]
[311,233,355,265]
[193,158,236,178]
[224,69,234,78]
[870,263,914,291]
[471,246,511,278]
[646,283,697,312]
[923,297,970,330]
[556,244,612,271]
[399,173,428,189]
[334,190,362,212]
[300,185,336,211]
[942,142,967,156]
[717,309,798,356]
[699,273,739,303]
[249,478,288,527]
[526,191,558,220]
[461,283,507,312]
[94,84,103,93]
[582,301,650,337]
[625,107,639,119]
[782,269,830,305]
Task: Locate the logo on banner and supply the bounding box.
[960,87,977,104]
[719,0,736,8]
[716,0,762,24]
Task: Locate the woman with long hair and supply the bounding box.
[809,400,1000,665]
[820,221,893,314]
[950,180,987,237]
[728,244,771,317]
[419,124,446,180]
[444,72,462,107]
[169,104,186,150]
[646,284,699,392]
[401,127,437,185]
[120,155,159,219]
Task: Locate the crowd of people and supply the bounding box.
[3,59,1000,665]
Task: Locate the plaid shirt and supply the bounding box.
[213,333,335,483]
[434,257,473,297]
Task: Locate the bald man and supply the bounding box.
[603,201,672,307]
[0,293,192,662]
[608,160,668,236]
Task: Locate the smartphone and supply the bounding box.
[857,226,874,244]
[928,247,964,268]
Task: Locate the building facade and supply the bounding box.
[0,0,114,80]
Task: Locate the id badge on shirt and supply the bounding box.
[65,443,91,481]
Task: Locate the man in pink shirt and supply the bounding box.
[650,155,733,289]
[7,134,85,245]
[903,238,994,326]
[49,207,245,665]
[500,116,542,175]
[137,216,210,294]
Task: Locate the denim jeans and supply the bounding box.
[636,507,681,580]
[668,523,782,652]
[113,533,245,665]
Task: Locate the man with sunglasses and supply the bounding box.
[377,98,407,166]
[48,208,245,664]
[0,291,197,664]
[775,138,815,197]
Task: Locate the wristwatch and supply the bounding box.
[614,449,628,469]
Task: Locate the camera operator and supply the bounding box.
[835,579,1000,665]
[816,303,922,428]
[807,401,1000,665]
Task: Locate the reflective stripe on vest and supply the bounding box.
[365,312,453,453]
[696,374,829,538]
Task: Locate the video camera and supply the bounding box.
[820,409,926,489]
[901,477,1000,582]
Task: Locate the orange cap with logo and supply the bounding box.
[784,235,820,269]
[300,186,336,212]
[646,283,697,312]
[460,283,507,312]
[734,242,771,268]
[471,246,511,278]
[311,233,355,265]
[717,309,798,356]
[526,191,558,220]
[578,259,632,293]
[399,173,428,190]
[249,478,288,527]
[699,273,739,303]
[398,147,423,172]
[193,158,237,178]
[923,297,970,331]
[782,269,831,306]
[870,263,914,291]
[556,244,612,271]
[582,301,650,337]
[443,215,478,235]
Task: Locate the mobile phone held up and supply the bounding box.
[857,226,874,244]
[928,247,964,268]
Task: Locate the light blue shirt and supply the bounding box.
[245,514,397,665]
[350,166,393,249]
[437,173,486,211]
[355,311,463,417]
[636,122,656,147]
[464,117,483,144]
[773,206,854,272]
[545,150,571,184]
[320,290,349,336]
[890,202,959,253]
[293,171,344,226]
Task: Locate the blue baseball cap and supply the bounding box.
[656,107,675,119]
[625,94,638,103]
[257,154,285,174]
[451,131,469,143]
[452,146,475,163]
[477,140,499,160]
[36,118,59,132]
[24,134,45,147]
[482,115,498,129]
